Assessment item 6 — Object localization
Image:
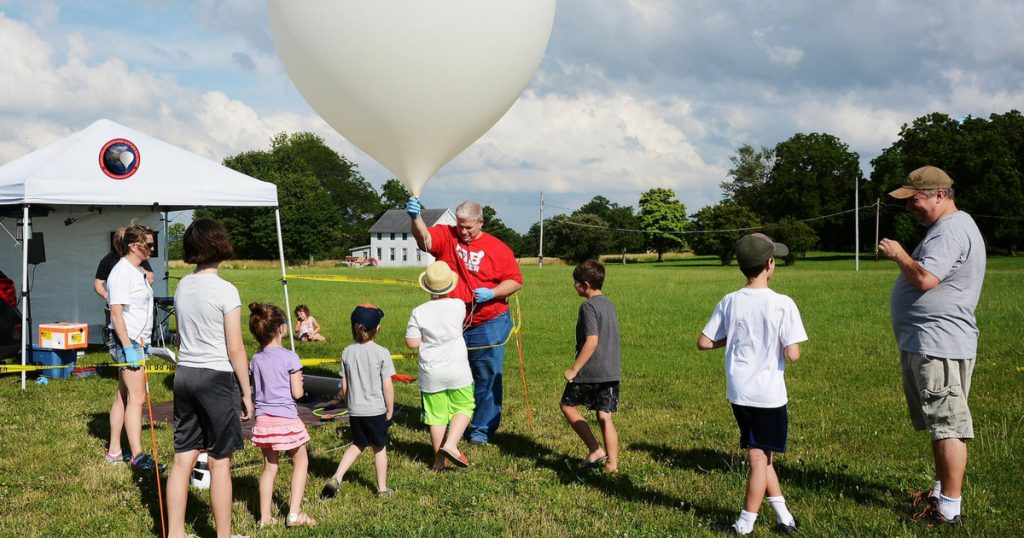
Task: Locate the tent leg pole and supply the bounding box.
[274,209,294,351]
[20,205,29,390]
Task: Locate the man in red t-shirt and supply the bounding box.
[409,198,523,444]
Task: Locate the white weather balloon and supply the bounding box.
[119,150,134,168]
[268,0,556,195]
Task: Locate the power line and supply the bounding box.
[553,206,863,236]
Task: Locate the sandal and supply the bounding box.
[377,488,395,497]
[285,512,316,528]
[440,446,470,468]
[577,455,608,472]
[257,517,278,529]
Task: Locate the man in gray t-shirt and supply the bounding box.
[878,165,985,526]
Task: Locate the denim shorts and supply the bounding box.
[106,332,149,371]
[900,351,974,440]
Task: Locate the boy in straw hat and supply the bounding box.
[698,233,807,535]
[406,261,475,470]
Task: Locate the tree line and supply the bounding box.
[191,110,1023,263]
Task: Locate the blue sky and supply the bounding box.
[2,1,1022,232]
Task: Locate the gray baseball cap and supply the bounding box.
[735,233,789,269]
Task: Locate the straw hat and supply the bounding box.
[419,261,458,295]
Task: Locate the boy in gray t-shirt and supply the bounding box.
[560,260,621,473]
[321,304,397,499]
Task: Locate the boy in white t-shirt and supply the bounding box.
[698,233,808,536]
[406,262,475,471]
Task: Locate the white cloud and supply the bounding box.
[435,90,725,197]
[752,29,804,67]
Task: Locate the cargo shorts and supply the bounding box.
[900,351,974,441]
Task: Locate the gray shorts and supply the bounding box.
[900,351,974,441]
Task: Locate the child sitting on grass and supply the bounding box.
[560,260,621,473]
[697,233,807,535]
[248,302,315,528]
[294,304,326,342]
[406,262,475,471]
[321,304,396,499]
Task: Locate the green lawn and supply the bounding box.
[1,254,1022,536]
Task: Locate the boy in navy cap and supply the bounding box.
[698,233,807,535]
[321,304,397,498]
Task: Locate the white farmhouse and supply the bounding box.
[352,208,456,267]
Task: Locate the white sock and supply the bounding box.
[767,496,794,525]
[938,494,961,520]
[733,509,757,534]
[931,480,942,499]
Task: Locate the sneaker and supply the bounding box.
[320,477,341,500]
[129,453,166,473]
[774,518,799,534]
[104,451,129,464]
[926,509,963,527]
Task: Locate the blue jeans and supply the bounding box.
[463,310,512,442]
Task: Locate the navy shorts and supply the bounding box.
[731,403,788,453]
[561,380,619,412]
[173,365,244,458]
[349,414,390,449]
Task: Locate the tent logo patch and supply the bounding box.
[99,138,140,179]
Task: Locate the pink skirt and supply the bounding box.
[251,415,310,451]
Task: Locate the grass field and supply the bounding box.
[1,253,1022,536]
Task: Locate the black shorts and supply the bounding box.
[731,403,788,453]
[560,380,619,412]
[173,365,244,458]
[349,414,390,449]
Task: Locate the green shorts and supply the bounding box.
[900,351,974,441]
[421,385,475,426]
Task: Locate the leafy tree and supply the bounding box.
[765,217,818,265]
[689,201,761,265]
[764,133,863,251]
[197,132,349,260]
[378,178,411,211]
[638,188,688,261]
[167,222,185,261]
[544,213,612,263]
[723,144,774,209]
[573,196,645,254]
[869,111,1024,254]
[482,205,523,256]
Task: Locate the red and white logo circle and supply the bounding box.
[99,138,140,179]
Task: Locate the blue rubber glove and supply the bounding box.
[122,344,144,365]
[406,197,422,220]
[473,287,495,302]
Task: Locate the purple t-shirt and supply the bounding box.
[250,346,302,418]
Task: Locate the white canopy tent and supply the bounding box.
[0,119,294,388]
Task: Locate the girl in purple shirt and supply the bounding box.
[248,302,316,529]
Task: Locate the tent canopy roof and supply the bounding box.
[0,119,277,209]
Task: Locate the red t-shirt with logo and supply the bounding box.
[428,226,523,326]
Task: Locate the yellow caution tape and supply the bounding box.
[290,274,420,287]
[0,362,176,375]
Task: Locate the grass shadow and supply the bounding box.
[631,443,903,508]
[492,432,733,526]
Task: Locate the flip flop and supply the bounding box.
[577,455,608,472]
[440,446,470,468]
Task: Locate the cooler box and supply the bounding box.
[38,323,89,350]
[30,346,77,380]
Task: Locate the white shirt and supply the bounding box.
[174,273,241,372]
[406,298,471,393]
[702,287,807,408]
[106,257,153,343]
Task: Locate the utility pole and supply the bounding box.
[874,198,881,261]
[538,191,544,268]
[855,175,860,272]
